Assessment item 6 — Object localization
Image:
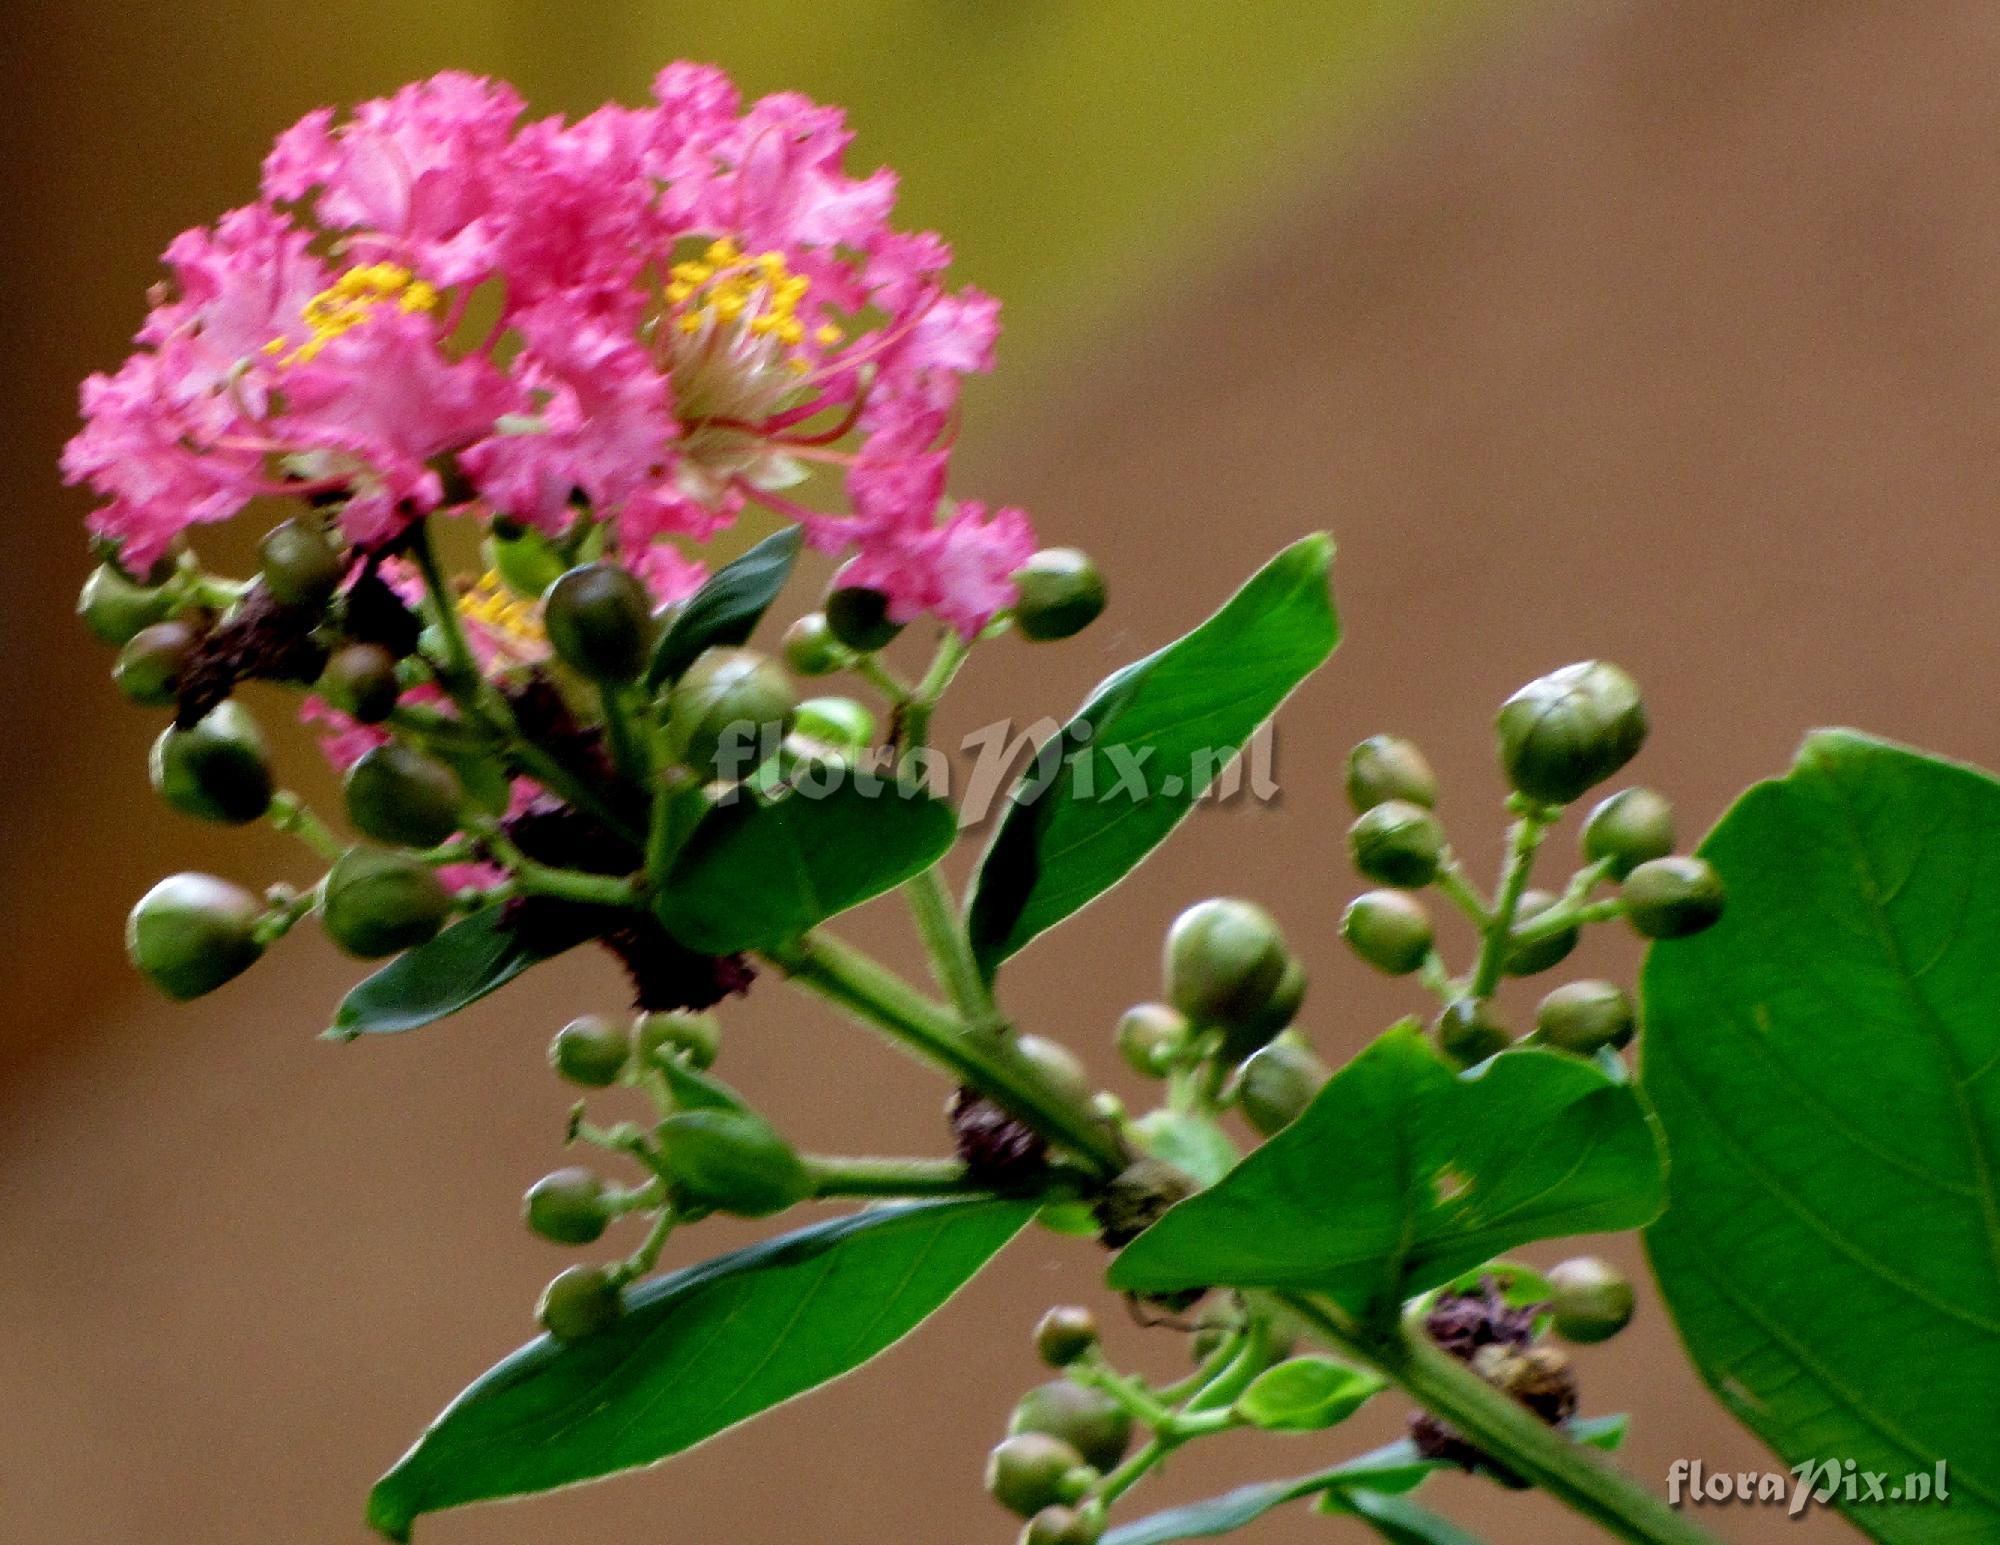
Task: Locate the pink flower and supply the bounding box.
[841,500,1035,641]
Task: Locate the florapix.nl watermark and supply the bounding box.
[1667,1459,1950,1519]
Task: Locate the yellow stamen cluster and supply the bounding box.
[665,238,842,363]
[459,568,545,651]
[266,263,440,366]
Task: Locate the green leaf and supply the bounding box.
[644,524,803,690]
[1108,1025,1664,1324]
[1642,730,2000,1543]
[368,1199,1030,1540]
[1332,1491,1487,1545]
[328,908,558,1038]
[966,534,1337,978]
[1234,1355,1385,1431]
[654,779,957,954]
[1132,1108,1239,1188]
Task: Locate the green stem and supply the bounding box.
[600,681,651,787]
[479,826,642,907]
[904,865,997,1022]
[802,1155,979,1198]
[854,654,913,705]
[267,792,343,862]
[1435,858,1493,927]
[408,518,480,695]
[1466,807,1556,1002]
[646,767,708,890]
[900,630,970,754]
[1510,896,1624,945]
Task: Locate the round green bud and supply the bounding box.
[1024,1504,1102,1545]
[986,1434,1088,1519]
[257,518,343,609]
[1008,1380,1133,1473]
[1115,1002,1187,1078]
[79,562,174,646]
[1341,889,1435,975]
[524,1167,614,1246]
[667,646,797,779]
[126,873,265,1000]
[1345,734,1437,812]
[824,581,903,653]
[1012,548,1107,642]
[1547,1255,1637,1344]
[549,1014,631,1087]
[1621,856,1726,939]
[656,1109,812,1218]
[150,701,273,825]
[319,642,401,724]
[1535,980,1636,1056]
[1502,889,1579,977]
[1580,787,1675,879]
[780,612,854,677]
[1348,799,1445,888]
[114,620,199,707]
[635,1009,722,1070]
[484,519,568,599]
[1495,660,1648,807]
[1238,1036,1330,1137]
[537,1264,623,1342]
[1034,1306,1100,1369]
[1164,898,1290,1032]
[542,562,652,682]
[343,743,464,848]
[1435,1000,1511,1067]
[320,847,450,958]
[1220,953,1305,1062]
[1013,1034,1094,1107]
[792,695,875,751]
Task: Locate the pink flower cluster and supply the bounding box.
[64,67,1034,634]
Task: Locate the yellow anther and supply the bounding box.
[814,323,844,347]
[272,263,438,367]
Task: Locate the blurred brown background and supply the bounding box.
[4,0,1996,1539]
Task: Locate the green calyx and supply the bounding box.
[1341,889,1434,975]
[1164,898,1290,1035]
[150,701,274,825]
[1495,660,1648,807]
[792,695,875,753]
[536,1264,624,1343]
[1007,1379,1133,1473]
[1034,1306,1100,1369]
[1546,1255,1636,1344]
[655,1109,811,1218]
[1238,1035,1330,1136]
[1345,733,1437,812]
[1580,787,1674,878]
[1115,1002,1188,1078]
[986,1433,1090,1518]
[1348,799,1445,888]
[636,1010,722,1071]
[780,612,854,677]
[1534,979,1635,1056]
[667,646,797,780]
[126,872,266,1000]
[1502,889,1580,977]
[1435,1000,1510,1068]
[1011,548,1107,642]
[543,562,653,683]
[524,1167,615,1246]
[79,562,175,646]
[1024,1505,1103,1545]
[1621,855,1725,939]
[343,743,465,848]
[823,582,903,653]
[257,517,344,609]
[114,620,200,707]
[320,847,451,958]
[550,1014,633,1087]
[319,642,401,724]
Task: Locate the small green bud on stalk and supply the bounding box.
[257,518,343,608]
[319,642,401,723]
[986,1434,1089,1518]
[636,1009,722,1070]
[1034,1306,1100,1368]
[792,695,875,752]
[656,1109,812,1218]
[1348,800,1445,888]
[1341,889,1435,975]
[667,646,797,780]
[1164,898,1289,1031]
[150,701,274,825]
[1345,734,1437,812]
[1011,548,1107,641]
[524,1167,615,1246]
[79,562,175,645]
[823,581,903,653]
[780,612,854,676]
[1621,856,1726,939]
[1502,889,1579,977]
[1535,980,1636,1056]
[1495,660,1648,807]
[1007,1380,1133,1472]
[126,873,265,1000]
[320,847,451,957]
[485,519,568,599]
[1435,1000,1511,1068]
[1581,787,1675,878]
[1012,1034,1094,1108]
[1115,1002,1187,1077]
[549,1014,631,1087]
[537,1264,623,1342]
[1221,953,1306,1062]
[542,562,652,682]
[1238,1036,1330,1136]
[114,620,200,706]
[343,743,464,848]
[1547,1256,1637,1344]
[1024,1504,1103,1545]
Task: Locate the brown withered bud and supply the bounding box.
[949,1090,1049,1190]
[175,589,327,726]
[1093,1157,1196,1249]
[1422,1276,1543,1363]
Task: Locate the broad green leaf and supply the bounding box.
[644,524,802,690]
[1108,1026,1664,1324]
[327,908,559,1038]
[1333,1491,1487,1545]
[1132,1108,1239,1188]
[654,779,957,953]
[1234,1355,1385,1431]
[966,534,1337,978]
[1642,730,2000,1543]
[368,1199,1030,1540]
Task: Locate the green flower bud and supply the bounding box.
[1007,1380,1133,1472]
[1345,734,1437,812]
[257,518,343,608]
[824,580,903,653]
[150,701,273,825]
[1035,1306,1100,1369]
[126,873,265,1000]
[342,743,464,849]
[1502,889,1579,977]
[1341,890,1435,975]
[1012,548,1107,642]
[1238,1036,1330,1137]
[1535,980,1635,1056]
[79,562,175,646]
[542,562,652,682]
[780,612,854,677]
[1220,953,1306,1062]
[319,642,401,724]
[1547,1255,1636,1344]
[1495,660,1648,807]
[1164,898,1289,1032]
[537,1264,623,1342]
[549,1014,631,1087]
[1621,856,1726,939]
[635,1009,722,1070]
[657,1109,811,1218]
[1013,1034,1094,1108]
[524,1167,614,1246]
[320,847,450,958]
[1348,799,1445,888]
[1115,1002,1187,1078]
[1024,1504,1102,1545]
[114,620,199,707]
[667,646,797,779]
[485,519,568,599]
[986,1434,1088,1519]
[1580,787,1674,878]
[792,695,875,751]
[1435,1000,1510,1067]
